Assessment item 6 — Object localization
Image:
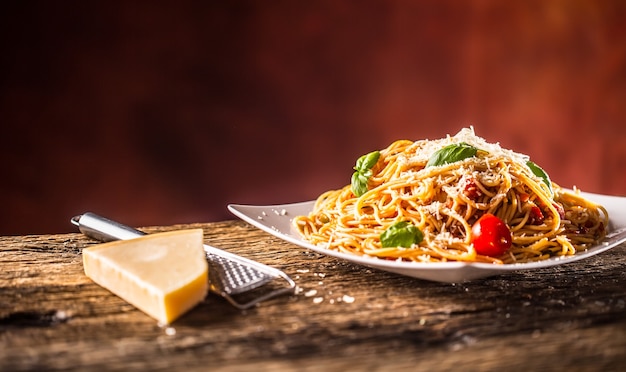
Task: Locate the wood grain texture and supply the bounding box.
[1,221,626,371]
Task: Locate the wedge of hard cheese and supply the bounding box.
[82,229,209,324]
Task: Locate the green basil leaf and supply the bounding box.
[351,151,380,197]
[351,172,370,197]
[380,221,424,248]
[426,142,478,167]
[527,160,553,195]
[355,151,380,172]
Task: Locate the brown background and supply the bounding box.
[1,1,625,236]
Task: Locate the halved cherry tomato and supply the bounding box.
[463,178,482,200]
[471,213,512,257]
[528,205,545,225]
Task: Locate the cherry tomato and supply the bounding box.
[528,205,545,225]
[463,178,482,200]
[471,213,512,257]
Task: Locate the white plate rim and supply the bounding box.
[228,191,626,282]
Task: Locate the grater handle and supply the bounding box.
[71,212,146,242]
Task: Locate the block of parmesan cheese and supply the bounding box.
[82,229,209,324]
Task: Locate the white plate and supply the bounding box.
[228,192,626,283]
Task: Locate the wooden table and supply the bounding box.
[2,220,625,371]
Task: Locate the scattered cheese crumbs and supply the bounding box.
[165,327,177,336]
[270,209,288,216]
[342,295,355,303]
[82,229,209,324]
[304,289,318,297]
[54,310,68,322]
[313,297,324,304]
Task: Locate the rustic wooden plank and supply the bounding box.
[1,220,625,371]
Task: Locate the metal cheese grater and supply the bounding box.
[71,212,296,309]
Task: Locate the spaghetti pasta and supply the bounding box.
[293,128,608,264]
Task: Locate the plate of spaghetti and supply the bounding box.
[229,128,626,282]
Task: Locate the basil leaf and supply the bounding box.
[380,221,424,248]
[426,142,478,167]
[527,160,553,195]
[351,151,380,197]
[355,151,380,173]
[351,172,370,198]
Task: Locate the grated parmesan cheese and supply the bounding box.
[405,127,529,168]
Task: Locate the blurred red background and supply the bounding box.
[1,1,625,235]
